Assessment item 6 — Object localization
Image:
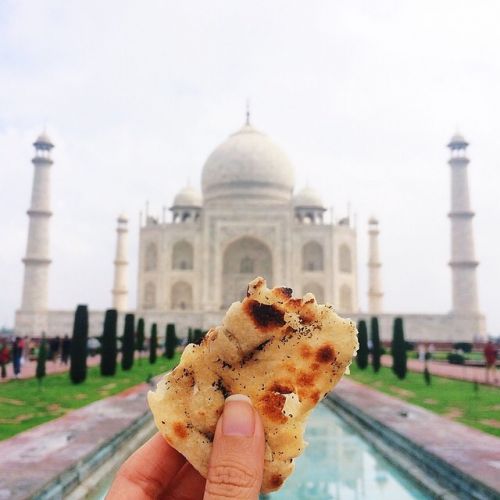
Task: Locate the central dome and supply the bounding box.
[202,124,295,203]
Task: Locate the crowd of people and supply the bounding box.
[0,334,71,379]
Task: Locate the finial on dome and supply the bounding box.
[245,99,251,126]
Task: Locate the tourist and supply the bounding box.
[418,344,426,362]
[12,337,23,378]
[49,335,61,362]
[108,394,264,499]
[22,335,30,363]
[0,340,10,378]
[428,343,435,360]
[484,340,498,383]
[61,335,71,365]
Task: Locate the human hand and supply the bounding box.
[107,394,265,499]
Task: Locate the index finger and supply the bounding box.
[107,432,186,499]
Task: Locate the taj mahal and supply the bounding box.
[14,114,486,342]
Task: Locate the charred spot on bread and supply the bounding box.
[309,390,321,403]
[270,474,284,488]
[245,299,286,330]
[173,422,188,439]
[257,392,287,423]
[213,378,230,399]
[242,339,271,364]
[316,344,336,364]
[297,371,315,387]
[276,287,293,300]
[299,344,312,358]
[269,382,294,394]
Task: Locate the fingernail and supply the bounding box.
[222,394,255,436]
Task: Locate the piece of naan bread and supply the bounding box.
[148,277,358,493]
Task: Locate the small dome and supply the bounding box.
[368,216,379,225]
[117,213,128,223]
[34,131,54,149]
[173,185,202,208]
[202,124,294,203]
[293,186,324,208]
[448,133,468,149]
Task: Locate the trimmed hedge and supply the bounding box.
[70,305,88,384]
[149,323,158,364]
[371,317,381,373]
[392,317,407,380]
[121,313,135,371]
[356,320,368,369]
[165,323,177,359]
[100,309,118,376]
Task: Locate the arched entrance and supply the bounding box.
[222,237,273,308]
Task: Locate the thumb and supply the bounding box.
[204,394,265,499]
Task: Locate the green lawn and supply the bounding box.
[348,364,500,437]
[0,354,179,441]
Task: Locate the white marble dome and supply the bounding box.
[173,185,202,207]
[201,124,294,203]
[293,186,324,208]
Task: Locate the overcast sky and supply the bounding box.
[1,1,499,334]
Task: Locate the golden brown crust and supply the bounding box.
[148,277,358,493]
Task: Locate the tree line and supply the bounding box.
[37,305,188,386]
[356,316,408,380]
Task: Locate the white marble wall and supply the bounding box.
[14,308,485,343]
[351,312,486,342]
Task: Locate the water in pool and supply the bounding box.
[264,404,428,499]
[91,403,429,499]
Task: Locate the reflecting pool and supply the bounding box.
[265,404,429,499]
[91,403,430,499]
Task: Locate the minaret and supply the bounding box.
[20,132,54,313]
[447,133,479,314]
[367,217,383,313]
[112,214,129,311]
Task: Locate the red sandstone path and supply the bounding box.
[0,355,101,383]
[381,354,500,387]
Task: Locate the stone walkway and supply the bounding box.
[381,354,500,387]
[0,356,101,383]
[0,381,152,499]
[333,377,500,497]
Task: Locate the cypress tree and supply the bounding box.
[392,317,407,380]
[371,317,381,373]
[149,323,158,364]
[187,327,193,344]
[100,309,117,376]
[121,313,135,371]
[423,364,431,386]
[36,337,47,388]
[356,320,369,369]
[136,318,145,360]
[165,323,177,359]
[70,305,88,384]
